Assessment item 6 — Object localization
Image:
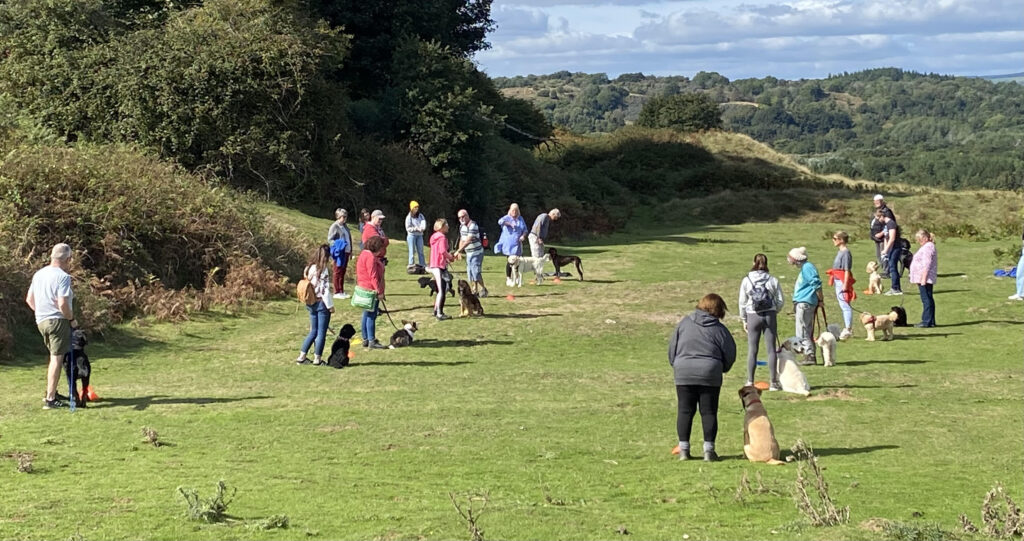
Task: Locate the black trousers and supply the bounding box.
[676,384,721,444]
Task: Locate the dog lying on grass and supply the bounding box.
[457,279,484,317]
[739,385,786,465]
[865,261,883,295]
[418,274,454,297]
[862,310,898,341]
[776,337,811,395]
[389,320,417,348]
[547,247,583,281]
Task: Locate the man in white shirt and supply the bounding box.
[25,243,77,409]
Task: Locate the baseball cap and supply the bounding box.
[873,194,884,201]
[371,209,385,219]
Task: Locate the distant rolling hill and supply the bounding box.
[981,72,1024,84]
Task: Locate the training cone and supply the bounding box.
[671,444,680,455]
[553,277,562,284]
[754,381,770,391]
[347,351,357,359]
[85,385,99,401]
[506,294,515,301]
[352,338,362,346]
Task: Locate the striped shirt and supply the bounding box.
[460,221,483,254]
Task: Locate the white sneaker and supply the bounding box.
[1009,294,1023,301]
[338,293,351,299]
[333,293,344,299]
[506,278,514,287]
[839,328,853,341]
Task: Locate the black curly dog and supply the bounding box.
[547,247,584,281]
[326,324,357,369]
[418,274,454,297]
[62,329,92,405]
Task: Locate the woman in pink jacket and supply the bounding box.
[428,219,456,321]
[908,229,937,328]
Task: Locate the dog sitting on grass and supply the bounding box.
[739,385,786,465]
[776,337,811,395]
[457,279,484,317]
[326,324,357,368]
[865,261,883,295]
[861,310,898,341]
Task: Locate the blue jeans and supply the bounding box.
[887,251,901,291]
[1016,252,1024,296]
[301,300,332,357]
[834,280,852,329]
[918,284,935,326]
[407,234,425,267]
[466,250,483,282]
[361,300,379,342]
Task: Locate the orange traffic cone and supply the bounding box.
[671,444,680,455]
[506,294,515,301]
[85,385,99,401]
[553,277,562,284]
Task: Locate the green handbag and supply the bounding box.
[351,285,378,310]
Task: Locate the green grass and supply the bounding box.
[1,211,1021,540]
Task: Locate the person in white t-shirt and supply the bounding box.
[25,243,77,409]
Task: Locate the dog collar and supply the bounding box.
[746,395,763,406]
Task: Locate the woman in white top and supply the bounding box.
[405,201,427,269]
[297,244,335,365]
[738,253,785,390]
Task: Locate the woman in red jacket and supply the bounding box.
[357,235,388,349]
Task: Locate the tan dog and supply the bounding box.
[739,386,785,465]
[457,279,484,317]
[861,310,897,341]
[865,261,883,295]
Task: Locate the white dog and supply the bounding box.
[514,254,550,285]
[507,255,523,287]
[816,330,837,367]
[776,337,811,395]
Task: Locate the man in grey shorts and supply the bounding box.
[25,243,77,409]
[528,208,561,258]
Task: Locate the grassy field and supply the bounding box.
[1,210,1022,540]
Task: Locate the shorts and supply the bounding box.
[37,318,71,356]
[466,250,484,282]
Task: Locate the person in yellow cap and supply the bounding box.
[405,200,426,269]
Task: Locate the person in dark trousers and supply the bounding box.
[909,229,938,327]
[877,210,903,295]
[870,194,895,278]
[668,293,736,462]
[738,254,784,391]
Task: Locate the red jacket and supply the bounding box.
[356,249,385,296]
[825,268,856,303]
[361,222,389,250]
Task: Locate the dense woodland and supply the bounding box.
[494,69,1024,189]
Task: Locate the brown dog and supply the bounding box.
[739,385,785,465]
[457,279,484,317]
[861,310,897,341]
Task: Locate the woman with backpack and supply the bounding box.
[296,244,335,365]
[738,253,784,390]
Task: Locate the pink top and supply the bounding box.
[429,231,454,269]
[909,241,937,285]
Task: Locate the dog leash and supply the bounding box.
[377,297,402,332]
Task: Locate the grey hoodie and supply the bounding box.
[668,309,737,386]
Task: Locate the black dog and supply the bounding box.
[326,324,357,368]
[891,305,909,327]
[62,329,91,406]
[547,247,584,281]
[418,274,454,297]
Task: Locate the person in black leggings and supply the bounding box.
[668,293,737,462]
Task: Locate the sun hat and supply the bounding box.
[788,247,807,262]
[409,200,419,210]
[873,194,884,201]
[371,209,385,219]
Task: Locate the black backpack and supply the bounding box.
[746,276,775,313]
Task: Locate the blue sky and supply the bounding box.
[474,0,1024,80]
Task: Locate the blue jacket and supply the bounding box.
[792,261,822,305]
[494,214,527,256]
[330,237,349,267]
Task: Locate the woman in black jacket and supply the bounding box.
[668,293,737,462]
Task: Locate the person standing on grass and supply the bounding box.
[25,243,77,409]
[738,254,784,391]
[328,208,352,300]
[428,219,456,321]
[909,230,938,328]
[297,245,335,365]
[1009,224,1024,301]
[668,293,736,462]
[528,208,561,259]
[356,235,388,350]
[788,246,823,365]
[877,210,903,295]
[405,201,427,270]
[826,231,855,340]
[495,203,528,286]
[454,209,488,298]
[361,209,389,251]
[870,194,895,278]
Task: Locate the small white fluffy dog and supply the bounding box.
[816,325,838,367]
[865,261,883,295]
[507,255,523,287]
[776,337,811,395]
[512,254,549,285]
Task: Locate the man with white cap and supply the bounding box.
[25,243,77,409]
[787,246,823,365]
[870,195,895,277]
[361,209,389,254]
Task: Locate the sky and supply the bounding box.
[473,0,1024,81]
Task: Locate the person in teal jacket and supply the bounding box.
[787,246,823,365]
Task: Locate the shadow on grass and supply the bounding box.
[411,339,514,348]
[581,279,622,284]
[897,332,962,339]
[91,395,271,411]
[351,360,474,367]
[927,319,1019,327]
[810,445,899,457]
[841,360,931,366]
[649,235,740,245]
[932,289,969,295]
[484,313,561,319]
[818,383,917,389]
[492,292,566,298]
